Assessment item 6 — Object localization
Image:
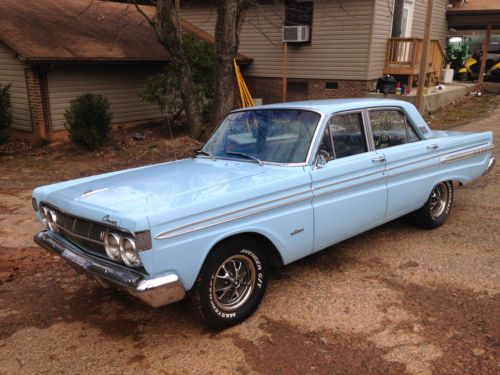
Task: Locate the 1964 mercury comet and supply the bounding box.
[33,99,495,328]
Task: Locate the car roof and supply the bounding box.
[234,98,415,117]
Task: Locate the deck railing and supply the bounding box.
[384,38,445,85]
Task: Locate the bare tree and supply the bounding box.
[211,0,254,128]
[135,0,204,139]
[133,0,257,136]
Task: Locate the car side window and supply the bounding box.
[328,112,368,159]
[369,109,420,150]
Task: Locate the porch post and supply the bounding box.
[478,24,493,84]
[416,0,434,113]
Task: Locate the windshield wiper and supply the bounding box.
[195,149,216,161]
[225,151,263,166]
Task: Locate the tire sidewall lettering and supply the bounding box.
[208,274,237,319]
[206,248,265,320]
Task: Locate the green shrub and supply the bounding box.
[64,93,112,150]
[0,83,12,145]
[140,33,215,120]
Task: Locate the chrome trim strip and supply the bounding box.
[313,168,385,191]
[387,153,437,171]
[155,189,312,239]
[156,194,313,240]
[80,188,109,199]
[313,175,387,199]
[441,144,494,164]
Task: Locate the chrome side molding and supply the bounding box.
[441,144,494,164]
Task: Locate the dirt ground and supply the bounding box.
[0,95,499,375]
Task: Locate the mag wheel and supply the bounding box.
[411,181,453,229]
[191,237,268,329]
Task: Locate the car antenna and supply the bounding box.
[165,113,178,162]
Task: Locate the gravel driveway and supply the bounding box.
[0,98,498,375]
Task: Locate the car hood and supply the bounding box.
[45,158,266,215]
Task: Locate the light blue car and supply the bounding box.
[33,99,495,328]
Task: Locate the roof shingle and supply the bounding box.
[0,0,251,64]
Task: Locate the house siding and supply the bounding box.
[366,0,448,80]
[47,66,164,131]
[367,0,393,80]
[412,0,448,45]
[181,0,375,81]
[0,44,32,132]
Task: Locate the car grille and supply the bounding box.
[51,206,152,253]
[53,208,108,256]
[55,209,107,244]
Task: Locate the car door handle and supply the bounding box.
[371,156,386,163]
[427,144,439,150]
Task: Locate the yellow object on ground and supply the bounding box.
[234,59,255,107]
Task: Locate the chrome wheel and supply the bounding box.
[429,182,449,219]
[212,254,256,312]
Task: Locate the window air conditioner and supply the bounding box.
[282,25,310,43]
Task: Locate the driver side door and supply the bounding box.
[310,110,387,251]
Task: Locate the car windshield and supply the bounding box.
[201,109,321,164]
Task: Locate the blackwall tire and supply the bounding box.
[190,236,268,329]
[410,181,454,229]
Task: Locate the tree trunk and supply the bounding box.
[211,0,252,128]
[154,0,204,140]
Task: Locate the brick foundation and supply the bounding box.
[245,76,378,104]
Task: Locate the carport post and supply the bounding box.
[478,24,493,84]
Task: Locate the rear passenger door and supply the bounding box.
[367,108,440,219]
[310,111,387,251]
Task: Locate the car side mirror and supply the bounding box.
[314,153,327,169]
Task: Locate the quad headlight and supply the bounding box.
[104,232,141,267]
[41,206,59,232]
[120,236,140,267]
[104,232,121,260]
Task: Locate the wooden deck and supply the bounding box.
[383,38,445,88]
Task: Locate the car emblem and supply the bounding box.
[102,215,117,225]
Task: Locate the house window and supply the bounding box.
[285,0,314,27]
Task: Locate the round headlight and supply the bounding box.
[104,232,121,260]
[120,237,140,267]
[46,209,59,232]
[41,206,50,229]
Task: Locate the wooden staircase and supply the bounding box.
[384,38,446,88]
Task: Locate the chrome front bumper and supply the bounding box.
[34,230,186,307]
[483,157,496,176]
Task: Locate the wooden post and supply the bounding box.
[282,42,288,102]
[478,24,493,84]
[416,0,434,113]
